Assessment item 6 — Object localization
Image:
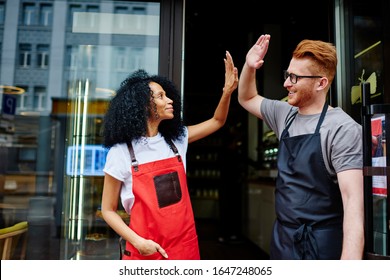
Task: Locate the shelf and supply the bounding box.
[0,142,37,148]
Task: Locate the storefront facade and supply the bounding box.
[0,0,388,259]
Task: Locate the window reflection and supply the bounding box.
[0,0,162,260]
[39,4,53,26]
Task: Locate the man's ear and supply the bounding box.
[318,77,329,90]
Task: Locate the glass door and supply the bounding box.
[61,0,161,260]
[335,0,389,258]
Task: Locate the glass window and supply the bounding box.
[132,5,147,30]
[351,0,387,258]
[33,86,46,111]
[0,2,5,25]
[81,45,96,70]
[22,3,36,26]
[39,4,53,26]
[129,47,143,72]
[19,44,31,67]
[85,5,99,28]
[114,6,128,29]
[66,46,78,69]
[114,6,128,14]
[68,4,82,27]
[115,46,127,71]
[37,44,49,68]
[15,86,30,110]
[0,0,183,262]
[133,6,146,14]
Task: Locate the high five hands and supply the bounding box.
[223,50,239,94]
[246,34,271,69]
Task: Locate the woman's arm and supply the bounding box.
[101,173,168,258]
[188,51,238,143]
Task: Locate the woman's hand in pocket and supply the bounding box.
[135,238,168,258]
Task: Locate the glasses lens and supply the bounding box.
[290,73,297,84]
[283,70,288,80]
[284,71,296,84]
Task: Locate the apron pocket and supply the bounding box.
[153,171,182,208]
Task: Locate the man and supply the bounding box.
[238,34,364,259]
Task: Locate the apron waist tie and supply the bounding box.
[277,218,341,259]
[292,224,319,260]
[277,219,319,259]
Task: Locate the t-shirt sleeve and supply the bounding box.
[103,144,130,182]
[261,98,295,139]
[330,121,363,172]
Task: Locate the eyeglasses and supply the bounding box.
[283,70,322,84]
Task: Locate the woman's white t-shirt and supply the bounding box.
[103,128,189,214]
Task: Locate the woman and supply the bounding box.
[101,51,238,260]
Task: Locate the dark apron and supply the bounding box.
[270,102,343,260]
[122,141,200,260]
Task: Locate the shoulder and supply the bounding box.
[107,143,128,157]
[262,98,293,111]
[106,143,130,166]
[326,108,362,130]
[322,108,362,154]
[172,128,189,154]
[104,143,130,180]
[324,109,363,171]
[262,99,295,117]
[261,99,296,136]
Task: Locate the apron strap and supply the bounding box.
[165,139,182,162]
[127,143,139,172]
[315,101,329,134]
[284,107,299,130]
[283,101,329,134]
[127,138,182,173]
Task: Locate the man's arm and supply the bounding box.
[238,34,271,120]
[337,169,365,259]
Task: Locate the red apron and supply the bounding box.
[122,142,200,260]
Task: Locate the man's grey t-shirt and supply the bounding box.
[261,98,363,182]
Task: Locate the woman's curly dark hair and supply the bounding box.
[102,69,185,148]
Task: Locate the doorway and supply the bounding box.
[183,0,332,256]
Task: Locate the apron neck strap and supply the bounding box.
[284,101,329,134]
[315,101,329,134]
[165,139,182,162]
[285,108,299,131]
[127,138,182,172]
[127,143,139,172]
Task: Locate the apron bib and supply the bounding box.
[122,141,200,260]
[271,103,343,260]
